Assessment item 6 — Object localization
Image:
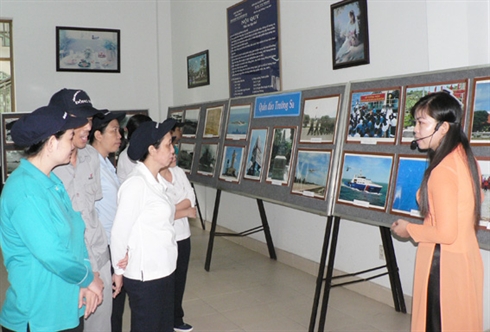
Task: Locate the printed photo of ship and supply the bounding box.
[338,153,393,210]
[226,105,251,140]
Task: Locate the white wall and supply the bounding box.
[168,0,490,329]
[0,0,173,120]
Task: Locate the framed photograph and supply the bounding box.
[56,26,120,73]
[182,108,200,137]
[3,148,24,183]
[177,143,195,173]
[219,145,244,183]
[469,77,490,145]
[203,105,223,138]
[390,155,428,218]
[169,110,184,123]
[346,88,401,144]
[244,128,268,181]
[300,95,340,143]
[2,113,23,147]
[197,143,218,176]
[401,80,467,142]
[226,104,251,141]
[266,127,296,186]
[187,50,209,88]
[331,0,370,70]
[477,157,490,229]
[291,149,332,199]
[337,152,393,211]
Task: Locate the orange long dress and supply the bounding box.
[406,145,483,331]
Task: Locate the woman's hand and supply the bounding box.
[79,288,99,319]
[88,272,104,305]
[391,219,411,239]
[117,253,129,270]
[186,206,197,219]
[112,274,124,299]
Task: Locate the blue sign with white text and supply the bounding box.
[254,92,302,118]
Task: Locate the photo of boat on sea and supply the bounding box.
[337,152,393,210]
[391,156,428,217]
[226,105,251,140]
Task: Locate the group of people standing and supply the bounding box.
[0,89,195,332]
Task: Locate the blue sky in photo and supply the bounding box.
[295,151,331,185]
[475,80,490,112]
[342,154,392,183]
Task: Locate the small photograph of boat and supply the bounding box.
[344,171,382,194]
[337,153,393,210]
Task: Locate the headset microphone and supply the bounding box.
[410,122,442,150]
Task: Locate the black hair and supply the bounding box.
[24,131,66,157]
[89,121,111,144]
[127,114,152,140]
[411,91,481,230]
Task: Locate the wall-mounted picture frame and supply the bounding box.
[182,108,200,138]
[244,128,268,182]
[390,155,428,218]
[266,127,296,186]
[187,50,209,89]
[219,145,244,183]
[56,26,120,73]
[477,157,490,229]
[197,143,218,176]
[401,80,468,143]
[291,149,332,199]
[337,152,393,211]
[203,105,223,138]
[346,88,401,144]
[177,142,195,173]
[225,104,251,141]
[331,0,370,70]
[469,77,490,145]
[300,95,340,143]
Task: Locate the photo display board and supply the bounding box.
[169,65,490,249]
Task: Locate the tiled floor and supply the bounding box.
[0,225,411,331]
[122,225,411,331]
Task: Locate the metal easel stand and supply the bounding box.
[309,216,406,332]
[204,189,277,271]
[190,182,205,230]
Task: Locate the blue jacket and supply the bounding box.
[0,159,94,331]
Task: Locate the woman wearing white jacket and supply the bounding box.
[110,118,177,332]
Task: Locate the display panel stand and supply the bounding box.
[309,216,406,332]
[190,182,205,230]
[204,189,277,271]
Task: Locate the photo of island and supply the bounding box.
[292,149,331,199]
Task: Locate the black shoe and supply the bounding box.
[174,323,193,332]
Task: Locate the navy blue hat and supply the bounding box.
[11,105,88,147]
[90,110,126,140]
[128,118,176,161]
[48,88,102,118]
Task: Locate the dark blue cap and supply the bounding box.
[128,118,176,161]
[49,88,103,118]
[11,105,88,147]
[89,110,126,140]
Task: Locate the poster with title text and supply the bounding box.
[227,0,280,97]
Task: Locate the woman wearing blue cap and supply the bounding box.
[110,118,178,332]
[0,105,104,332]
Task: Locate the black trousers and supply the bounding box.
[174,237,191,326]
[426,243,441,332]
[124,273,175,332]
[2,317,83,332]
